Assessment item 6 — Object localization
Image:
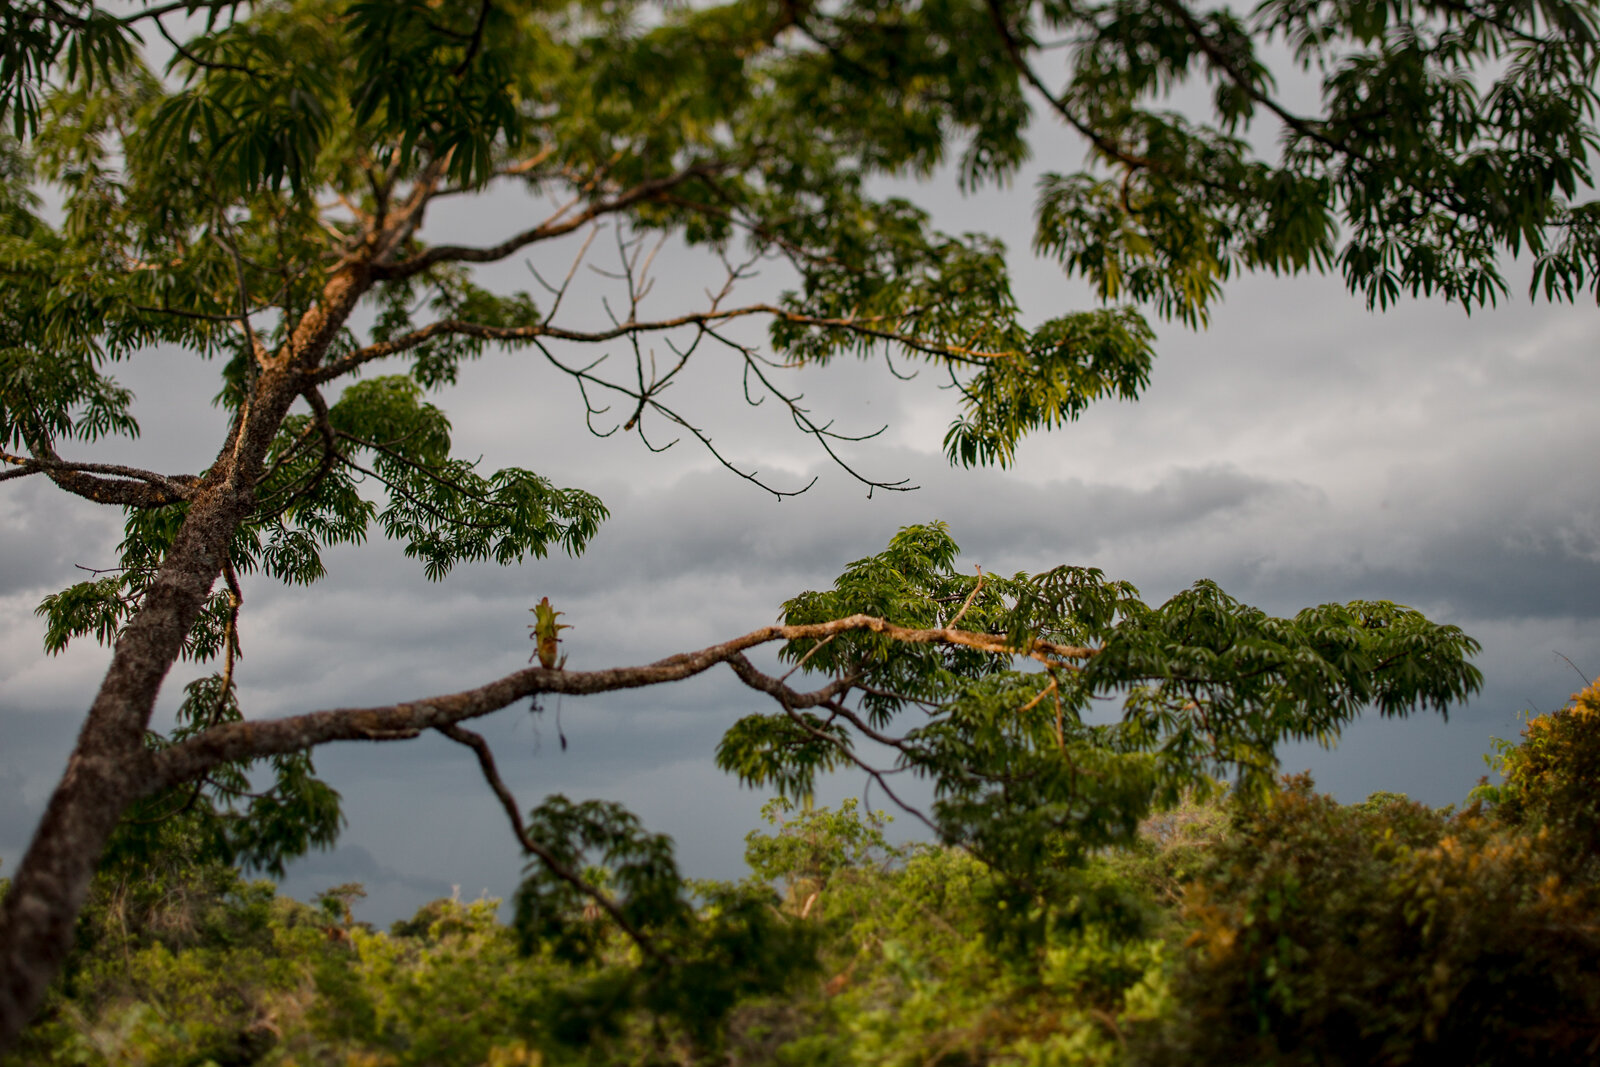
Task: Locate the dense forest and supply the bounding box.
[5,678,1597,1065]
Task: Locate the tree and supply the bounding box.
[0,0,1592,1048]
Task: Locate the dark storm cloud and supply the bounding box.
[0,764,40,862]
[5,163,1599,923]
[580,459,1294,586]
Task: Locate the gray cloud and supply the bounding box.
[0,480,122,598]
[4,167,1599,923]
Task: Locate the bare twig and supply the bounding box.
[946,567,985,629]
[1555,651,1596,687]
[372,162,731,281]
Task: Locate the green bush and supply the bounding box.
[1134,773,1600,1065]
[1482,679,1600,876]
[21,696,1600,1066]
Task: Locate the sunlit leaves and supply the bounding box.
[943,308,1155,468]
[721,524,1483,898]
[34,575,126,655]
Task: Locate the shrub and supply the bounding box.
[1482,679,1600,876]
[1134,774,1600,1065]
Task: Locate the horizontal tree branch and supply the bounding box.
[1,450,198,506]
[146,615,1094,791]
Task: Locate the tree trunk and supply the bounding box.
[0,474,260,1049]
[0,361,307,1051]
[0,245,378,1052]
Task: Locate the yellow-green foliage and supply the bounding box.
[17,695,1600,1067]
[726,800,1171,1067]
[1484,679,1600,872]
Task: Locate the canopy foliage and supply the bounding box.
[11,690,1600,1064]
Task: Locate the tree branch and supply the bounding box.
[147,615,1095,790]
[1,450,197,506]
[451,0,493,77]
[434,723,663,957]
[315,304,1007,385]
[370,162,729,281]
[983,0,1161,173]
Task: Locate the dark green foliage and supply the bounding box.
[511,796,818,1054]
[514,796,687,964]
[1134,775,1600,1065]
[105,674,344,880]
[19,712,1600,1065]
[2,1,1592,1056]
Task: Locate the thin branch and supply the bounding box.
[778,632,838,684]
[711,328,914,496]
[435,723,662,958]
[530,224,601,326]
[155,15,259,77]
[27,0,244,33]
[120,1,240,28]
[131,303,252,323]
[251,386,342,520]
[317,303,1008,385]
[372,162,730,281]
[946,567,985,629]
[338,454,506,532]
[755,685,943,838]
[644,399,819,499]
[984,0,1162,173]
[451,0,493,77]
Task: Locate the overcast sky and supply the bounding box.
[3,128,1597,924]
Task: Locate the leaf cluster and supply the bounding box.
[104,673,345,880]
[512,796,817,1053]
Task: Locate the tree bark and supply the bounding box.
[0,200,387,1053]
[0,366,304,1052]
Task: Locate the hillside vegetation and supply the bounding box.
[6,682,1600,1066]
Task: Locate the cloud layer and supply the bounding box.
[3,178,1597,925]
